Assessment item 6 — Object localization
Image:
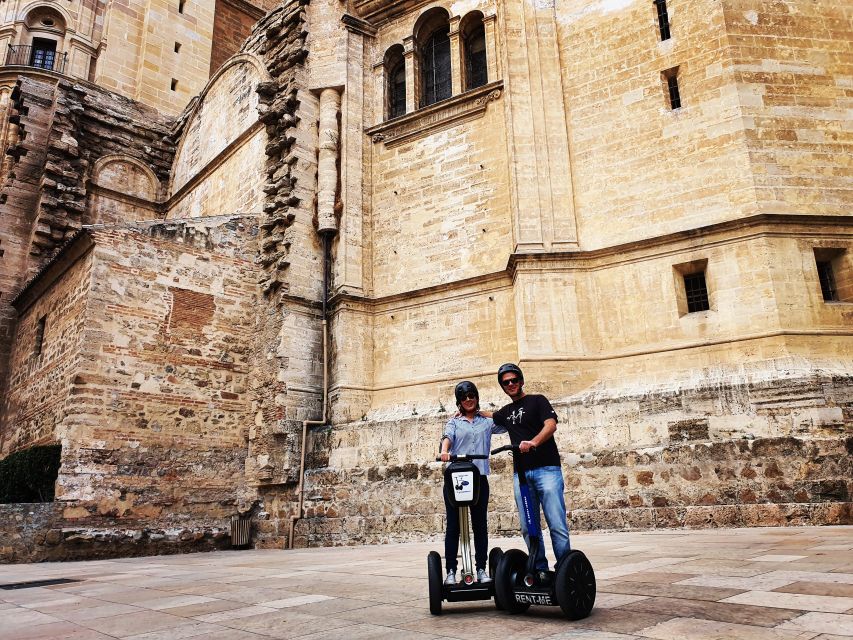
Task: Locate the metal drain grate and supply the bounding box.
[0,578,81,590]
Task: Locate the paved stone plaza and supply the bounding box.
[1,526,852,640]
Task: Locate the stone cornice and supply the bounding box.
[352,0,436,24]
[508,214,853,277]
[365,80,502,147]
[330,270,509,314]
[328,214,853,315]
[11,230,94,314]
[341,13,377,37]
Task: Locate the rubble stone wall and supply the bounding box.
[0,77,58,400]
[296,373,853,546]
[0,217,262,561]
[33,79,174,263]
[0,247,92,455]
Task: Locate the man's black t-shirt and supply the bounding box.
[493,394,560,472]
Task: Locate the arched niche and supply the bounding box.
[170,53,270,196]
[22,4,67,32]
[88,155,160,225]
[15,3,70,72]
[92,155,160,201]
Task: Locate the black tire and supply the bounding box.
[494,548,531,614]
[427,551,443,615]
[489,547,504,610]
[555,549,596,620]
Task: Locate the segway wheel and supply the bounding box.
[488,547,503,578]
[494,549,531,614]
[427,551,443,615]
[488,547,504,610]
[555,549,596,620]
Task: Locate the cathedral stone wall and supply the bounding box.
[0,0,851,561]
[168,55,268,219]
[0,217,261,561]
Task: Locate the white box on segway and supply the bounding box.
[451,470,475,502]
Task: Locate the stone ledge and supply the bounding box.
[366,81,503,148]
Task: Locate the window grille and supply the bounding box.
[654,0,671,41]
[816,261,838,301]
[683,273,709,313]
[421,27,451,107]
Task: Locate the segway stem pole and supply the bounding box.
[491,444,542,578]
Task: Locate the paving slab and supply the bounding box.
[1,526,852,639]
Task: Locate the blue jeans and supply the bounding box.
[513,466,571,571]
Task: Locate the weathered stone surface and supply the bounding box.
[0,0,851,561]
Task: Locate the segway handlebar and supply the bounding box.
[434,453,489,461]
[490,444,536,455]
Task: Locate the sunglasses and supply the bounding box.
[461,393,478,401]
[500,377,521,387]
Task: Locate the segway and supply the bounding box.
[490,444,595,619]
[427,453,504,615]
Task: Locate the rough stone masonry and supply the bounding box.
[0,0,851,562]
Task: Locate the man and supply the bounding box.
[492,363,570,573]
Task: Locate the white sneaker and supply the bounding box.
[444,570,456,585]
[477,568,492,583]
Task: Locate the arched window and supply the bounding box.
[385,45,406,119]
[462,12,487,91]
[18,7,68,73]
[415,9,452,108]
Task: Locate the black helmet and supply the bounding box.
[497,363,524,385]
[454,381,479,405]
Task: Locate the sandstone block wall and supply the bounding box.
[168,55,267,219]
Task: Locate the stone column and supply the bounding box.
[403,35,417,112]
[449,15,462,95]
[317,87,340,235]
[372,61,385,123]
[483,13,498,83]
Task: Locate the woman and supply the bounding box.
[439,380,506,584]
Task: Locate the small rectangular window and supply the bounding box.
[684,272,709,313]
[170,78,178,91]
[178,0,186,13]
[813,248,851,303]
[34,315,46,357]
[663,68,681,109]
[816,261,837,301]
[174,42,182,53]
[654,0,671,41]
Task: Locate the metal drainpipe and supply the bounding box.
[288,231,332,549]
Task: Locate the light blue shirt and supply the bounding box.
[443,414,507,476]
